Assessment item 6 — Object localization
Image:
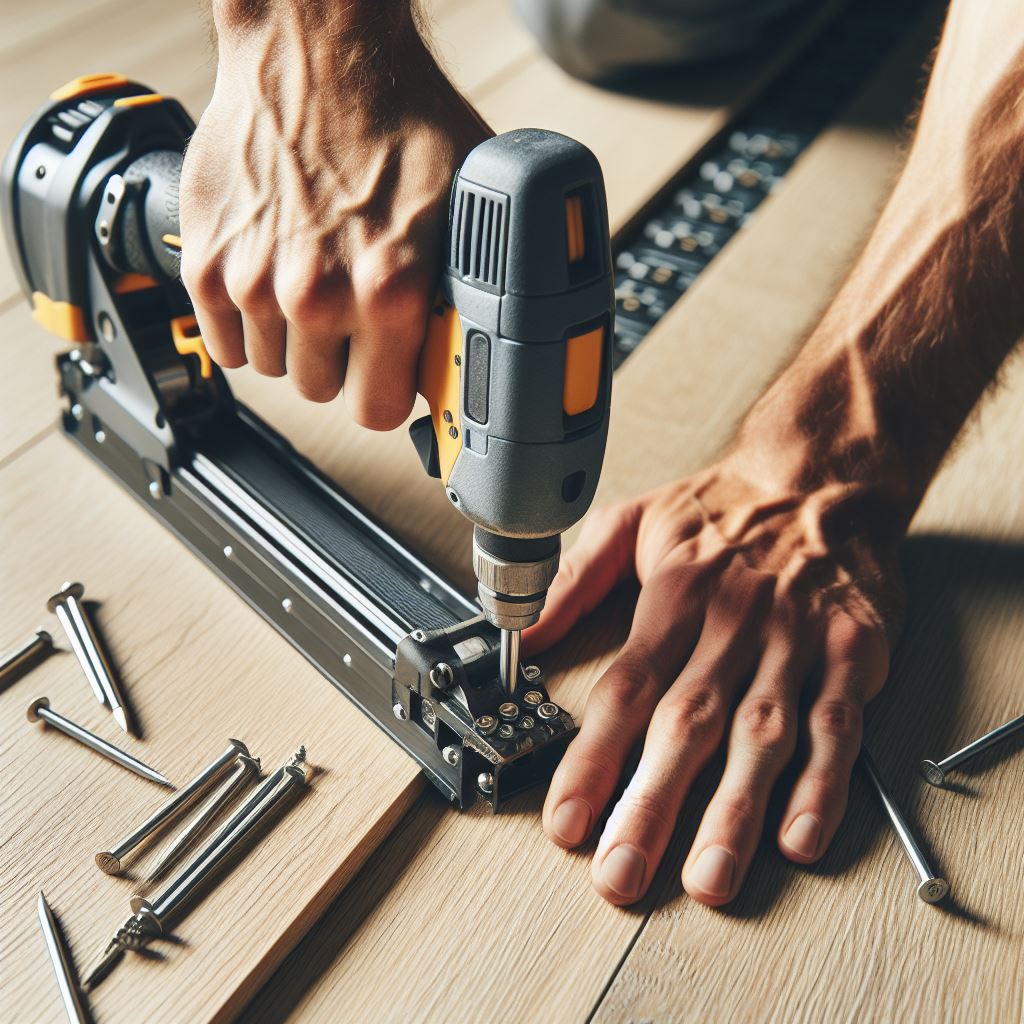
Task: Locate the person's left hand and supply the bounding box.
[523,454,902,906]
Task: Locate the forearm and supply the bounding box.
[734,0,1024,530]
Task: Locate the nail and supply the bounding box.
[600,844,646,900]
[551,798,591,845]
[783,813,822,859]
[687,845,735,899]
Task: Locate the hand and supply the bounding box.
[180,1,490,427]
[524,454,903,907]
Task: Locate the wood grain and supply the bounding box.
[237,9,1021,1024]
[0,432,428,1024]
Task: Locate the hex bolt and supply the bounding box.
[920,713,1024,786]
[95,739,250,875]
[0,628,54,693]
[860,748,948,904]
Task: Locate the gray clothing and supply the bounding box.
[514,0,813,81]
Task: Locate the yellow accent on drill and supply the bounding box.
[31,292,89,342]
[50,74,128,102]
[114,273,158,294]
[563,325,604,416]
[113,93,164,108]
[565,195,585,263]
[161,234,182,250]
[171,315,213,379]
[418,300,464,485]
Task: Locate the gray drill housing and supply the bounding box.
[440,129,614,540]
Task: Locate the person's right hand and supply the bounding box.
[180,1,491,428]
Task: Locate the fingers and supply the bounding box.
[777,612,888,864]
[680,596,812,905]
[589,567,774,906]
[523,503,643,656]
[541,558,709,861]
[343,258,430,430]
[181,258,246,369]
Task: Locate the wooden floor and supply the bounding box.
[2,1,1022,1022]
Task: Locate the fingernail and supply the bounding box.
[783,813,822,859]
[688,846,736,899]
[601,844,647,900]
[551,798,592,845]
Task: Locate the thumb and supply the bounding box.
[523,502,641,655]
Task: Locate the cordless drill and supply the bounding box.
[3,75,614,697]
[412,130,614,691]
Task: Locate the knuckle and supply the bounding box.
[619,787,676,831]
[356,259,423,315]
[181,260,229,311]
[655,688,726,748]
[828,615,885,668]
[277,267,338,326]
[735,697,796,756]
[711,791,760,832]
[226,271,275,314]
[810,698,863,743]
[594,654,658,718]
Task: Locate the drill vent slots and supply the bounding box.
[451,183,508,292]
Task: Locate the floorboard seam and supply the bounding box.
[0,424,55,473]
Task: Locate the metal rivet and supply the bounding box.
[98,312,115,341]
[223,545,233,558]
[523,690,543,705]
[392,703,407,721]
[148,480,163,500]
[477,772,494,796]
[94,430,106,444]
[537,702,559,720]
[442,745,460,766]
[35,165,46,179]
[343,653,352,666]
[421,700,437,730]
[70,403,84,421]
[281,598,293,613]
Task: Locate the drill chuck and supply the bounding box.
[472,529,560,632]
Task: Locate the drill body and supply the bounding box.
[414,131,614,686]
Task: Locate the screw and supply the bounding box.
[442,745,460,766]
[429,663,454,690]
[860,748,948,904]
[475,714,497,735]
[477,772,494,796]
[0,628,54,693]
[421,700,437,730]
[392,703,408,721]
[920,713,1024,786]
[522,665,541,681]
[27,698,173,789]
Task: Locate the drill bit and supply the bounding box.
[499,629,521,693]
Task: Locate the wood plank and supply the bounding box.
[0,432,426,1024]
[239,10,955,1024]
